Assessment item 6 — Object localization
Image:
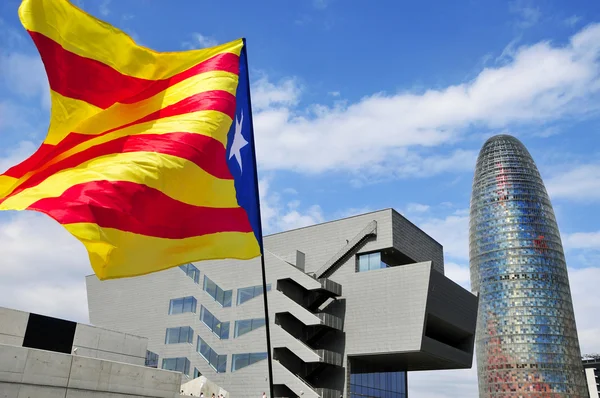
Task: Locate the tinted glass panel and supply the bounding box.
[234,318,265,338]
[196,336,226,373]
[161,357,190,376]
[231,352,267,372]
[350,365,406,398]
[203,276,233,307]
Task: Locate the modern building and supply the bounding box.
[0,306,183,397]
[583,357,600,397]
[86,208,478,398]
[469,134,588,397]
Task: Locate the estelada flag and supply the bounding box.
[0,0,263,280]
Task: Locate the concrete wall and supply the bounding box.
[0,307,28,347]
[73,324,147,366]
[0,343,181,398]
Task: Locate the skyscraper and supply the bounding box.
[469,134,588,397]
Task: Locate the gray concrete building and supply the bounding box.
[86,209,479,398]
[0,306,183,397]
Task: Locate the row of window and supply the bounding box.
[163,317,266,348]
[200,306,230,339]
[165,326,194,345]
[169,296,197,315]
[162,357,191,375]
[357,252,389,272]
[237,284,272,306]
[179,263,200,284]
[234,317,266,338]
[160,351,268,376]
[203,276,233,307]
[197,336,228,373]
[231,352,268,372]
[179,265,272,309]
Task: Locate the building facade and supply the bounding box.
[469,134,588,397]
[583,357,600,397]
[86,209,478,398]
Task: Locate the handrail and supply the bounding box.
[316,220,377,278]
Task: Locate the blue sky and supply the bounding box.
[1,0,600,396]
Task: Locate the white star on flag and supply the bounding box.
[229,111,248,172]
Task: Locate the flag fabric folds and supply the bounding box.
[0,0,262,279]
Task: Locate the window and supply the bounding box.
[200,306,230,339]
[357,252,388,272]
[165,326,194,344]
[179,263,200,284]
[197,337,227,373]
[162,357,191,376]
[349,364,406,398]
[203,276,232,307]
[168,296,197,314]
[234,318,266,338]
[231,352,268,372]
[145,350,158,368]
[236,284,271,306]
[193,368,202,379]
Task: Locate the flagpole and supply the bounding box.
[242,38,275,398]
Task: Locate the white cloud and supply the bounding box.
[0,212,90,323]
[546,164,600,202]
[0,52,50,110]
[253,24,600,175]
[509,0,541,28]
[99,0,111,16]
[569,266,600,353]
[259,178,324,234]
[251,77,301,112]
[182,33,219,50]
[0,141,37,174]
[417,209,470,261]
[563,231,600,250]
[312,0,332,9]
[565,15,582,27]
[444,261,471,290]
[409,366,478,398]
[328,91,340,97]
[405,203,430,214]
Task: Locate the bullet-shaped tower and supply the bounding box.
[469,134,588,397]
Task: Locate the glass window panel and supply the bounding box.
[223,290,232,307]
[221,322,230,339]
[217,355,227,373]
[215,288,225,306]
[237,287,255,305]
[249,352,267,365]
[358,255,369,272]
[182,297,196,313]
[169,298,182,314]
[209,350,218,370]
[234,320,252,338]
[204,276,217,298]
[251,318,265,329]
[232,354,250,372]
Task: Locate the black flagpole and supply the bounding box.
[242,38,275,398]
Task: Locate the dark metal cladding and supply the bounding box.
[469,134,588,397]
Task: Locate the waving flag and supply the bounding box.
[0,0,262,280]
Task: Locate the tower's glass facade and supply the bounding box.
[469,135,588,397]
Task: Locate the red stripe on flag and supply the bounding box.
[3,132,233,203]
[28,180,252,239]
[2,90,236,181]
[29,31,240,109]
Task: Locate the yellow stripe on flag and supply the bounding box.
[19,0,243,80]
[0,152,238,210]
[65,224,260,280]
